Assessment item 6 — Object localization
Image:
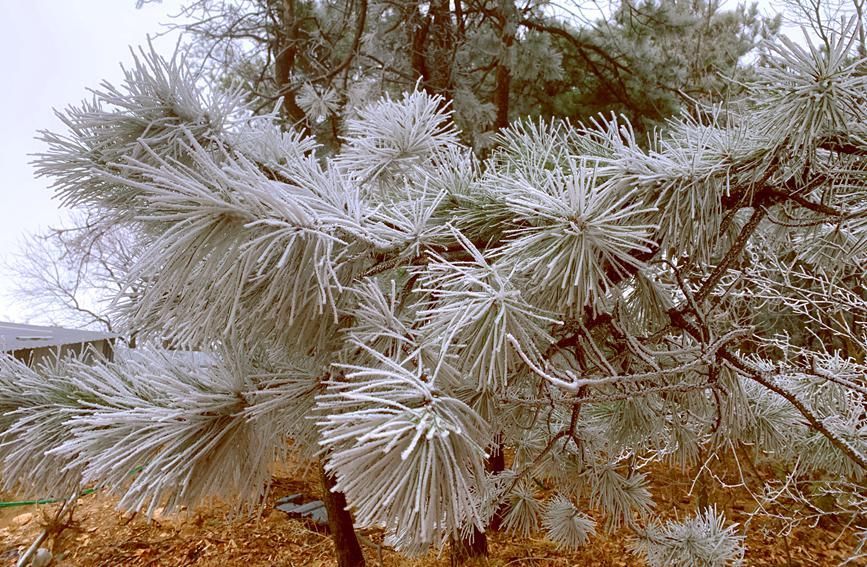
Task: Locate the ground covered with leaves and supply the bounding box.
[1,458,860,566]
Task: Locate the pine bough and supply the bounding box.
[2,25,866,566]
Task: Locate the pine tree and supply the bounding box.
[160,0,775,147]
[1,20,866,567]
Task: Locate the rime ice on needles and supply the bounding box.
[12,22,867,563]
[588,465,655,529]
[317,346,489,552]
[297,84,341,123]
[491,157,657,313]
[46,349,289,517]
[0,348,297,516]
[337,90,459,183]
[629,506,745,567]
[419,228,561,391]
[0,357,86,499]
[345,279,420,358]
[35,45,245,211]
[112,140,371,346]
[502,482,542,538]
[754,22,867,156]
[542,494,597,549]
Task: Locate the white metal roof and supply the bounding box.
[0,321,117,352]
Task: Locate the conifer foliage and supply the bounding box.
[2,22,866,566]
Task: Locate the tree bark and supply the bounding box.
[274,0,308,127]
[449,525,488,566]
[409,5,431,88]
[493,0,516,130]
[407,0,455,101]
[426,0,455,98]
[486,440,506,532]
[319,463,366,567]
[450,439,504,561]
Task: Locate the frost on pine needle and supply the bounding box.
[490,119,577,182]
[422,145,479,198]
[753,22,867,156]
[419,228,560,390]
[226,111,320,170]
[296,83,341,123]
[502,482,542,538]
[587,465,655,529]
[800,413,867,479]
[337,89,459,182]
[107,142,371,346]
[795,223,863,270]
[629,506,745,567]
[317,346,489,551]
[542,494,596,549]
[491,157,657,314]
[622,269,674,333]
[345,278,420,357]
[0,356,86,499]
[369,187,454,258]
[47,348,291,517]
[576,113,644,165]
[34,45,245,212]
[241,354,328,459]
[1,348,297,516]
[637,126,734,265]
[14,21,867,564]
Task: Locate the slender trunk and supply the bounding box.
[486,440,506,531]
[427,0,455,99]
[319,463,365,567]
[409,6,431,88]
[493,0,515,130]
[454,0,465,39]
[274,0,307,127]
[451,437,501,564]
[451,439,504,562]
[449,525,488,566]
[493,61,511,131]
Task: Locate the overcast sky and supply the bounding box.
[0,0,185,322]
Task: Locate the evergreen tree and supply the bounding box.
[5,210,138,334]
[2,18,866,567]
[158,0,775,146]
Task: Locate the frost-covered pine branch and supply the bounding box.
[629,506,745,567]
[1,346,322,515]
[3,20,867,565]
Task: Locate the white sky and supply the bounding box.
[0,0,797,324]
[0,0,185,322]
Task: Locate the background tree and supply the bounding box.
[5,210,137,337]
[1,13,866,566]
[532,0,779,129]
[150,0,778,146]
[782,0,867,54]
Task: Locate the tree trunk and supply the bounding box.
[493,0,516,131]
[426,0,455,98]
[409,6,431,87]
[319,463,365,567]
[274,0,308,127]
[486,440,506,532]
[449,525,488,566]
[450,438,504,562]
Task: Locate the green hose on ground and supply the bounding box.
[0,488,97,509]
[0,467,144,509]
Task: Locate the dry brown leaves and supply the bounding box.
[0,457,861,567]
